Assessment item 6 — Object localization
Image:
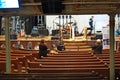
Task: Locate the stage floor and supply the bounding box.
[0,35,93,41]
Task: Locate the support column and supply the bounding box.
[12,16,16,30]
[83,27,87,40]
[0,16,2,35]
[109,13,115,80]
[59,25,62,40]
[5,16,11,73]
[72,26,75,40]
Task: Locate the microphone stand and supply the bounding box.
[94,21,96,35]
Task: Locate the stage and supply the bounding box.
[0,34,111,53]
[0,35,94,41]
[0,35,96,49]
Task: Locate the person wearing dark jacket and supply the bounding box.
[88,16,94,35]
[39,39,48,57]
[92,39,102,54]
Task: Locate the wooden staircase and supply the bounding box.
[64,41,92,52]
[0,41,110,80]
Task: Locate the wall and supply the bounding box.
[46,14,109,35]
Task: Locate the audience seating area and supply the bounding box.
[0,41,120,80]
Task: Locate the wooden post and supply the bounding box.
[5,16,11,73]
[109,13,115,80]
[83,27,87,40]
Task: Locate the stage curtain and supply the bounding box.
[0,16,2,35]
[25,16,37,35]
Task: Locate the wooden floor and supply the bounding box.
[0,35,94,41]
[0,37,119,80]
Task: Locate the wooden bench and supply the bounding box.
[41,56,97,59]
[0,53,33,66]
[35,58,100,62]
[92,53,120,69]
[27,62,107,69]
[48,54,93,57]
[0,72,106,80]
[60,50,90,53]
[0,52,36,73]
[0,59,22,73]
[27,67,109,76]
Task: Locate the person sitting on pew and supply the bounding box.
[39,39,49,57]
[57,38,65,51]
[34,42,40,50]
[12,41,24,49]
[0,43,6,50]
[91,39,102,54]
[50,41,58,54]
[26,41,33,50]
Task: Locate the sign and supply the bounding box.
[102,26,110,49]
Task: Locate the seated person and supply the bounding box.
[26,41,33,50]
[57,38,65,51]
[50,42,58,54]
[91,39,102,54]
[0,43,6,50]
[34,42,40,50]
[12,41,24,49]
[39,39,49,57]
[117,41,120,53]
[115,29,120,36]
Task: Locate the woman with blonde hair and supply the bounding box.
[26,41,33,50]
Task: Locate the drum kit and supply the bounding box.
[55,22,74,28]
[55,22,74,39]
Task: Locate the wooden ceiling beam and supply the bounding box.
[63,1,120,5]
[21,1,120,6]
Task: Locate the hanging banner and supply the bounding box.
[102,25,110,49]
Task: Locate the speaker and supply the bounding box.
[39,29,49,36]
[91,34,102,40]
[10,34,17,39]
[52,29,59,36]
[41,0,64,14]
[51,36,59,40]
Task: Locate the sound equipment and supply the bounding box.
[31,26,49,37]
[91,34,102,40]
[39,29,49,36]
[25,16,35,35]
[51,36,59,40]
[41,0,64,14]
[31,26,39,37]
[87,28,92,30]
[0,16,2,35]
[10,34,17,39]
[57,45,64,51]
[52,29,59,36]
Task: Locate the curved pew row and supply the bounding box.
[27,67,109,79]
[0,72,106,80]
[91,53,120,68]
[0,49,39,73]
[26,51,109,79]
[0,59,22,73]
[27,61,107,68]
[90,52,120,79]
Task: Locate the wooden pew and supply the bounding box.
[35,58,100,62]
[0,72,106,80]
[27,67,109,76]
[12,49,39,55]
[0,51,36,73]
[48,54,93,57]
[27,62,107,69]
[0,59,22,73]
[91,52,120,75]
[41,56,97,59]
